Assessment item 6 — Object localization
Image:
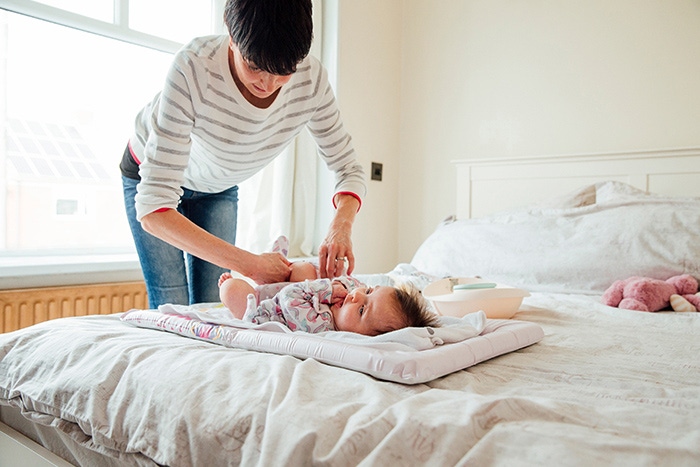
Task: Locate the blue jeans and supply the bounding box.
[122,176,238,308]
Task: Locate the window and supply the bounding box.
[0,1,220,286]
[1,11,173,253]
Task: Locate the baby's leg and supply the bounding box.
[289,261,318,282]
[218,274,255,319]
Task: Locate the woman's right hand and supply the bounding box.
[140,209,292,284]
[248,252,292,284]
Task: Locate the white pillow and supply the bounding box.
[411,181,700,294]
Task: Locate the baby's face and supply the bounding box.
[332,286,404,336]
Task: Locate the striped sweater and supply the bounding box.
[130,35,366,220]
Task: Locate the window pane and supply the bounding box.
[32,0,113,23]
[1,11,172,253]
[129,0,213,44]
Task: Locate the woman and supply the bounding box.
[121,0,366,308]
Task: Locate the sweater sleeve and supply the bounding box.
[305,63,367,206]
[133,51,196,220]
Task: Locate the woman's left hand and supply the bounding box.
[319,226,354,278]
[319,194,360,278]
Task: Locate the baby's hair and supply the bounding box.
[393,283,440,328]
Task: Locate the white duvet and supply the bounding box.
[2,292,699,466]
[2,181,699,466]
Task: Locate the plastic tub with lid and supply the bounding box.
[422,277,530,319]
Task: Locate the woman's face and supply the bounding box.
[229,42,293,100]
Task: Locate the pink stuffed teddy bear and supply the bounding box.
[602,274,700,312]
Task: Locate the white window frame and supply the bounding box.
[0,0,226,53]
[0,0,226,289]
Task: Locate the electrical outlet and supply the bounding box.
[371,162,383,181]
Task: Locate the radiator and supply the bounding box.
[0,281,148,333]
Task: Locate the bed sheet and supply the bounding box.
[1,292,699,466]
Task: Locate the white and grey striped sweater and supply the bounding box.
[131,35,366,220]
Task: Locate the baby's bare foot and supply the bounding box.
[218,272,233,287]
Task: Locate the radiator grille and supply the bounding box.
[0,282,147,333]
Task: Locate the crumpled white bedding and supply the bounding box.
[2,292,699,466]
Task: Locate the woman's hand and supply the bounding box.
[319,228,353,278]
[141,209,292,284]
[247,252,292,284]
[319,194,360,278]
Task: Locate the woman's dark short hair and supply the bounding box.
[224,0,313,76]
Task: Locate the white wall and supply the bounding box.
[333,0,402,274]
[333,0,700,271]
[397,0,700,261]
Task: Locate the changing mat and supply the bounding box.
[121,303,544,384]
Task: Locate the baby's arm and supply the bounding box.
[330,280,349,305]
[277,279,333,306]
[276,280,335,332]
[333,275,364,292]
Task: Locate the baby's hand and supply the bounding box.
[331,280,348,304]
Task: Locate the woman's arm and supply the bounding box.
[140,209,292,284]
[305,60,367,278]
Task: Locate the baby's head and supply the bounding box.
[333,283,439,336]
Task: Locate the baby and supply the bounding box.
[218,244,437,336]
[218,236,438,335]
[218,274,438,335]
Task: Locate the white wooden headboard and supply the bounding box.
[453,147,700,219]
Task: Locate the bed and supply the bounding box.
[2,149,700,466]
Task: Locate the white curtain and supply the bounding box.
[236,0,326,257]
[236,138,319,256]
